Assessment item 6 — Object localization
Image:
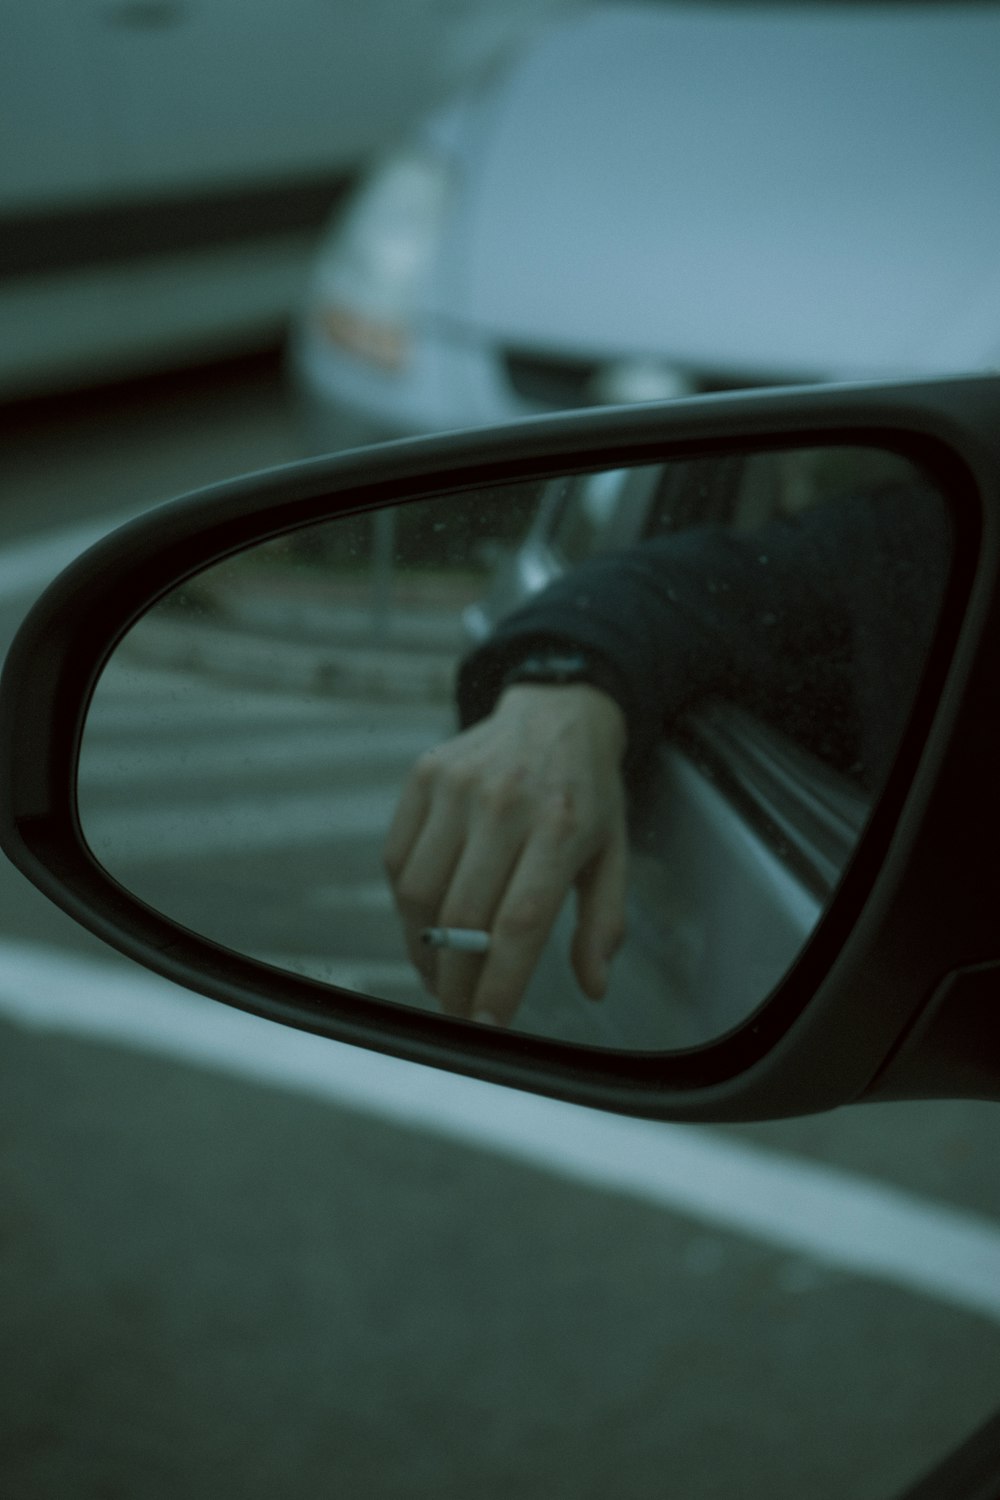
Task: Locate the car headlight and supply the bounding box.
[307,150,452,373]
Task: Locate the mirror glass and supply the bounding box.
[78,445,952,1049]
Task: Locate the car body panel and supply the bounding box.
[517,737,825,1050]
[292,2,1000,454]
[454,5,1000,378]
[1,0,569,396]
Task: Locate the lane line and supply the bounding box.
[87,665,448,726]
[2,937,1000,1324]
[80,784,397,861]
[306,881,394,911]
[0,517,125,603]
[252,952,420,995]
[77,723,439,788]
[82,694,375,735]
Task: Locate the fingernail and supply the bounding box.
[587,960,610,1001]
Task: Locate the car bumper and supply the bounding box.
[287,320,562,456]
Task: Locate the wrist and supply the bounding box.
[497,681,628,764]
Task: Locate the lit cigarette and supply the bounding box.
[421,927,491,954]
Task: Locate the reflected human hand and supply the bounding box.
[384,684,629,1028]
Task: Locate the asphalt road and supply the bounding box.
[2,358,1000,1500]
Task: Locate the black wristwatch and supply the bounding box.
[500,647,623,702]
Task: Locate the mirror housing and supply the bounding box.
[3,376,1000,1121]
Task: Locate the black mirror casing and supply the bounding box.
[3,376,1000,1121]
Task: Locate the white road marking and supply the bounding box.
[2,937,1000,1324]
[87,662,449,727]
[252,952,420,995]
[305,881,394,912]
[77,723,439,789]
[80,784,396,862]
[0,518,123,602]
[85,668,367,720]
[2,522,997,1319]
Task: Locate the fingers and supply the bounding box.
[384,751,466,988]
[462,787,594,1028]
[388,767,587,1026]
[385,743,534,1003]
[384,686,630,1028]
[433,800,531,1019]
[571,815,628,1000]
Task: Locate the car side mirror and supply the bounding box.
[3,377,1000,1121]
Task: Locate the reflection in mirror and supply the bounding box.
[78,446,951,1049]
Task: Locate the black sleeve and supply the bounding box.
[456,484,948,787]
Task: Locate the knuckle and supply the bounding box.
[413,747,476,802]
[412,747,444,788]
[439,759,476,799]
[540,787,584,844]
[455,771,481,802]
[496,894,550,943]
[477,766,529,820]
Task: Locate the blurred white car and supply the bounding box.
[291,1,1000,452]
[1,0,563,397]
